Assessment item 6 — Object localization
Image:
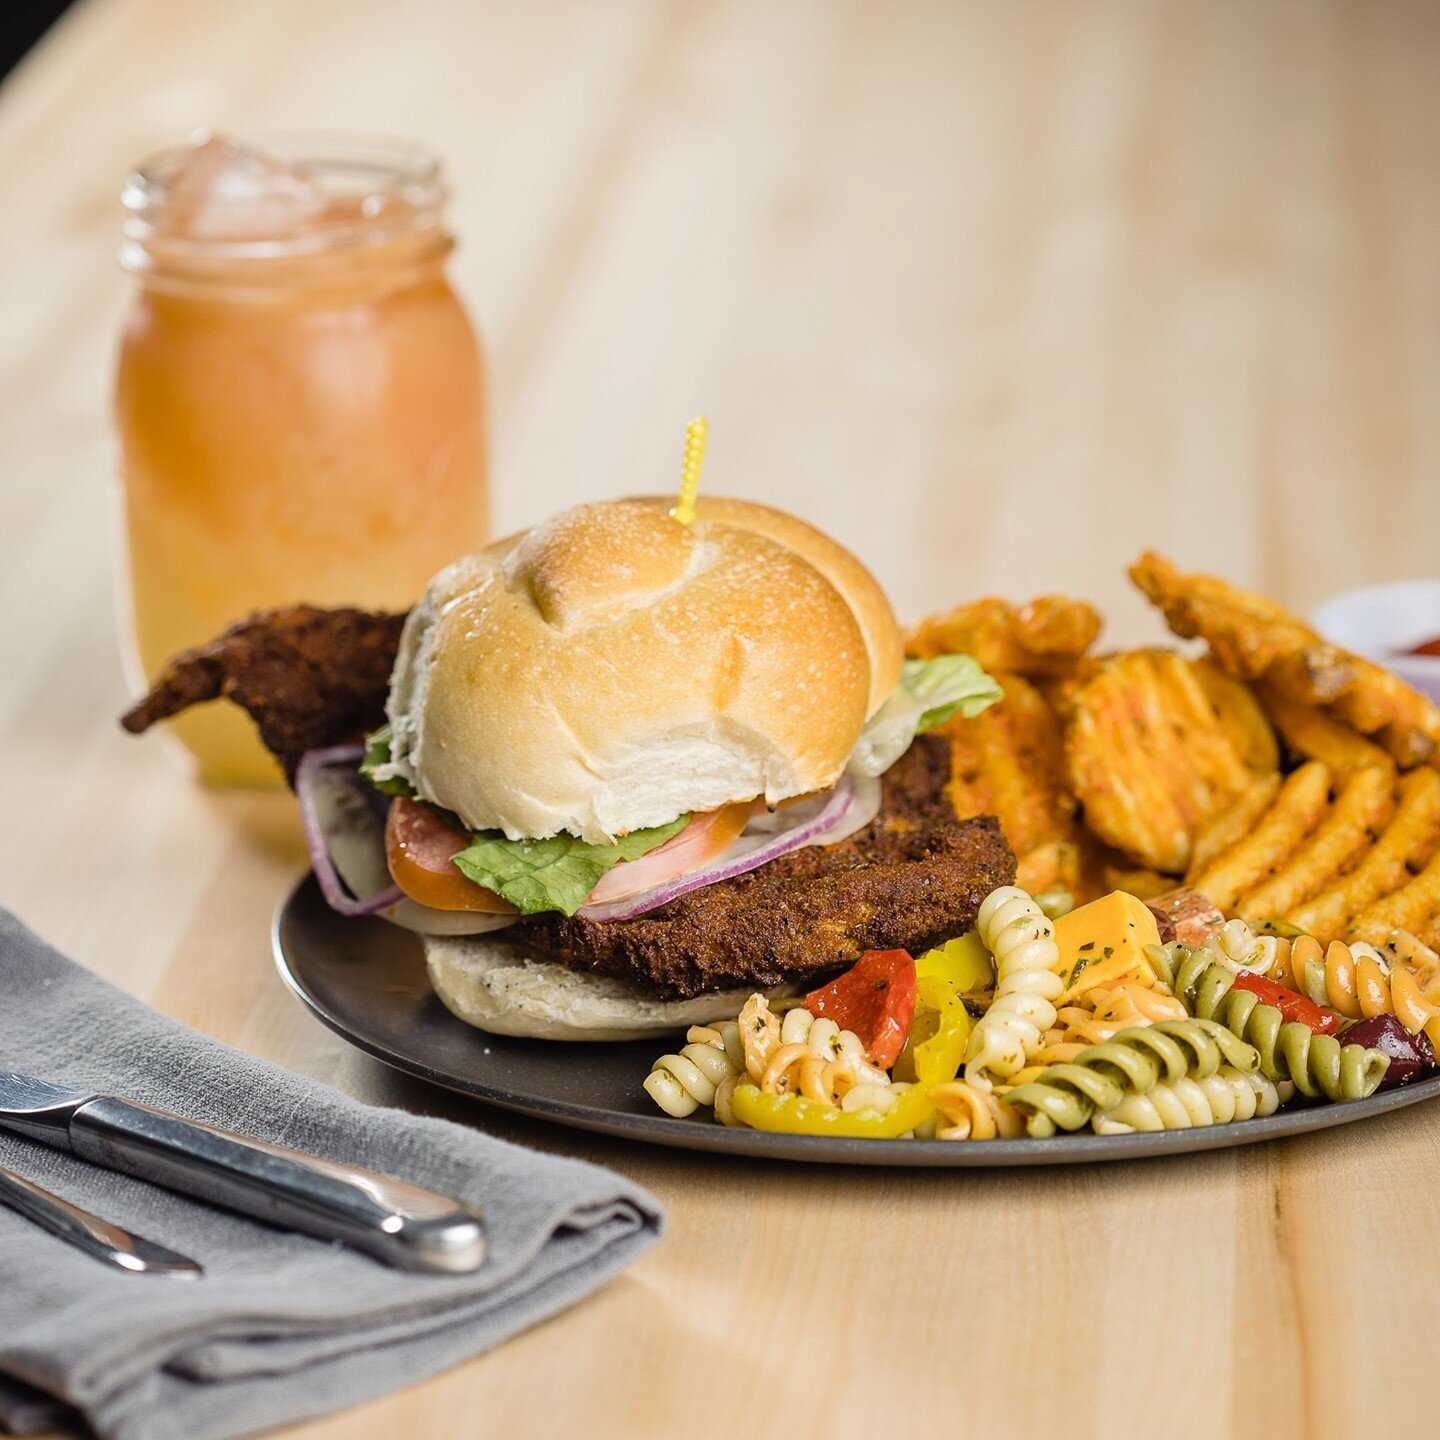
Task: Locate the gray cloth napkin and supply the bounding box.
[0,910,664,1440]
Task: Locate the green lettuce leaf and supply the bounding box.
[848,655,1002,777]
[362,726,692,916]
[359,725,416,799]
[451,814,691,917]
[905,655,1005,731]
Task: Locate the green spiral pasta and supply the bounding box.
[1003,1018,1259,1137]
[1148,946,1390,1103]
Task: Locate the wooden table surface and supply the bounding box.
[4,1,1439,1435]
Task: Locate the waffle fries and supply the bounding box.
[935,672,1083,896]
[1063,651,1276,875]
[908,562,1440,936]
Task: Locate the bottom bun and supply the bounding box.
[424,933,797,1041]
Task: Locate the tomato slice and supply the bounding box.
[583,800,758,905]
[385,796,759,913]
[803,950,918,1069]
[385,798,517,913]
[1231,972,1340,1035]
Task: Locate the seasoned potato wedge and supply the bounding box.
[1194,658,1279,774]
[1187,773,1284,882]
[1348,849,1440,949]
[1275,769,1440,942]
[1236,766,1395,921]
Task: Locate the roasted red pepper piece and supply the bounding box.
[1231,972,1341,1035]
[803,949,917,1069]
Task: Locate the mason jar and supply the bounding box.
[115,133,488,784]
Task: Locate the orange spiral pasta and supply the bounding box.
[1277,935,1440,1050]
[1038,982,1188,1064]
[928,1080,1025,1140]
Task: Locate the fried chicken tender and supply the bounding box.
[1063,649,1277,876]
[1131,551,1440,769]
[120,606,407,781]
[938,672,1083,896]
[523,736,1016,998]
[906,595,1101,678]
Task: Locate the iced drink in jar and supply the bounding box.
[115,134,487,784]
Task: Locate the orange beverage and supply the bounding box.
[115,134,487,784]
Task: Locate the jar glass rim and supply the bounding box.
[122,130,449,265]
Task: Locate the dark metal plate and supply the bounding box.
[273,873,1440,1165]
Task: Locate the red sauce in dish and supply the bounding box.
[1407,637,1440,657]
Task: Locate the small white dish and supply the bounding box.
[1310,580,1440,706]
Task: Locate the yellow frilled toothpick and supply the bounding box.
[670,416,708,526]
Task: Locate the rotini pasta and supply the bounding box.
[1278,935,1440,1051]
[1197,917,1279,976]
[964,885,1064,1088]
[1038,982,1188,1064]
[1092,1067,1285,1134]
[644,1023,743,1118]
[1003,1018,1259,1136]
[641,880,1420,1143]
[741,995,890,1104]
[646,1000,895,1121]
[1152,946,1391,1102]
[928,1079,1025,1139]
[1375,927,1440,984]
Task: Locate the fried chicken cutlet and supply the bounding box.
[121,606,408,780]
[523,736,1016,997]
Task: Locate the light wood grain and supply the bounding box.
[3,0,1439,1436]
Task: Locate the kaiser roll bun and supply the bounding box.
[424,932,795,1041]
[384,496,902,841]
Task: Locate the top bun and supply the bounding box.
[384,496,902,842]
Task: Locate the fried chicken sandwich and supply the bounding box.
[124,496,1015,1039]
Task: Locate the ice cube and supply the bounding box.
[158,134,326,240]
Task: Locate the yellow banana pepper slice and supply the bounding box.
[729,1082,935,1138]
[911,973,973,1088]
[916,930,995,993]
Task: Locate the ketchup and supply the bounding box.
[1408,637,1440,657]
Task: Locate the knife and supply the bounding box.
[0,1070,486,1274]
[0,1161,203,1276]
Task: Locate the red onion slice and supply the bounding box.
[295,746,406,917]
[576,777,859,922]
[809,772,881,847]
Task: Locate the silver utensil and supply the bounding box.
[0,1070,486,1274]
[0,1161,202,1276]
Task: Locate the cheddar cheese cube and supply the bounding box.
[1052,890,1163,994]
